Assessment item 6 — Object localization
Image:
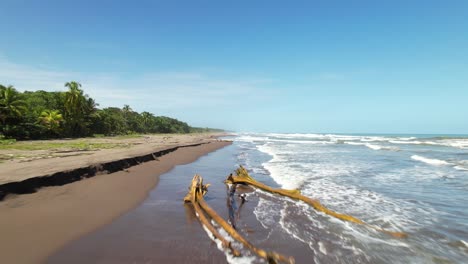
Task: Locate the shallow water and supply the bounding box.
[234,133,468,263]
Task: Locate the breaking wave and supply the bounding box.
[234,133,468,150]
[411,155,451,166]
[233,132,468,263]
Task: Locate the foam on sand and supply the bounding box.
[200,221,257,264]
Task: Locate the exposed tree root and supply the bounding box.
[184,175,240,257]
[226,184,238,229]
[226,166,408,239]
[184,174,295,264]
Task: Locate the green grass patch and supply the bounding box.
[0,139,17,145]
[0,141,129,151]
[91,133,143,139]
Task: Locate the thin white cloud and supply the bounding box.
[0,56,273,112]
[0,58,73,91]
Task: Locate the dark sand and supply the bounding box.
[0,141,231,264]
[47,142,313,264]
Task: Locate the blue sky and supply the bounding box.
[1,0,467,133]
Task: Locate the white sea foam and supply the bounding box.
[365,144,382,150]
[454,166,468,171]
[236,134,335,146]
[318,241,328,255]
[344,142,399,151]
[388,140,442,146]
[344,141,366,146]
[461,240,468,247]
[239,133,468,150]
[411,155,451,166]
[235,135,269,143]
[250,136,437,233]
[397,137,417,140]
[262,160,305,189]
[277,202,373,262]
[300,177,421,231]
[200,220,257,264]
[259,133,386,143]
[257,140,419,232]
[389,140,423,145]
[237,132,466,262]
[443,139,468,149]
[265,138,334,145]
[257,144,305,189]
[265,133,327,139]
[388,139,468,149]
[364,143,398,151]
[253,198,281,229]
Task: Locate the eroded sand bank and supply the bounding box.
[0,139,231,264]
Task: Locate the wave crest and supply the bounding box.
[411,155,451,166]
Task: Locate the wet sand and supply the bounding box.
[0,140,231,264]
[47,142,314,264]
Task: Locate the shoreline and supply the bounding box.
[0,142,214,200]
[0,140,232,264]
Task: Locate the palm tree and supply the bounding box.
[85,97,98,113]
[122,104,132,113]
[63,81,100,137]
[141,111,154,123]
[0,85,27,126]
[140,111,154,132]
[64,81,85,115]
[122,104,133,121]
[38,110,63,133]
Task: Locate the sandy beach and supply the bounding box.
[0,133,225,184]
[46,140,313,264]
[0,134,231,264]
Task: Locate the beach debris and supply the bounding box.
[184,174,295,264]
[239,193,247,203]
[226,184,248,231]
[226,166,408,239]
[184,175,239,256]
[227,184,238,229]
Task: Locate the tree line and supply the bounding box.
[0,82,221,139]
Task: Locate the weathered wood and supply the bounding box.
[185,174,294,264]
[226,166,407,239]
[185,175,240,257]
[196,191,294,264]
[226,184,238,229]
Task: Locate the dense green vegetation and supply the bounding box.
[0,82,222,140]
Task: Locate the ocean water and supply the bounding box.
[229,133,468,263]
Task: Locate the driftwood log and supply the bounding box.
[184,174,295,264]
[226,184,238,229]
[184,175,240,256]
[226,166,407,239]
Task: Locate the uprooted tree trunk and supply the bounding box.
[184,175,239,256]
[184,174,295,264]
[227,184,238,229]
[226,166,407,239]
